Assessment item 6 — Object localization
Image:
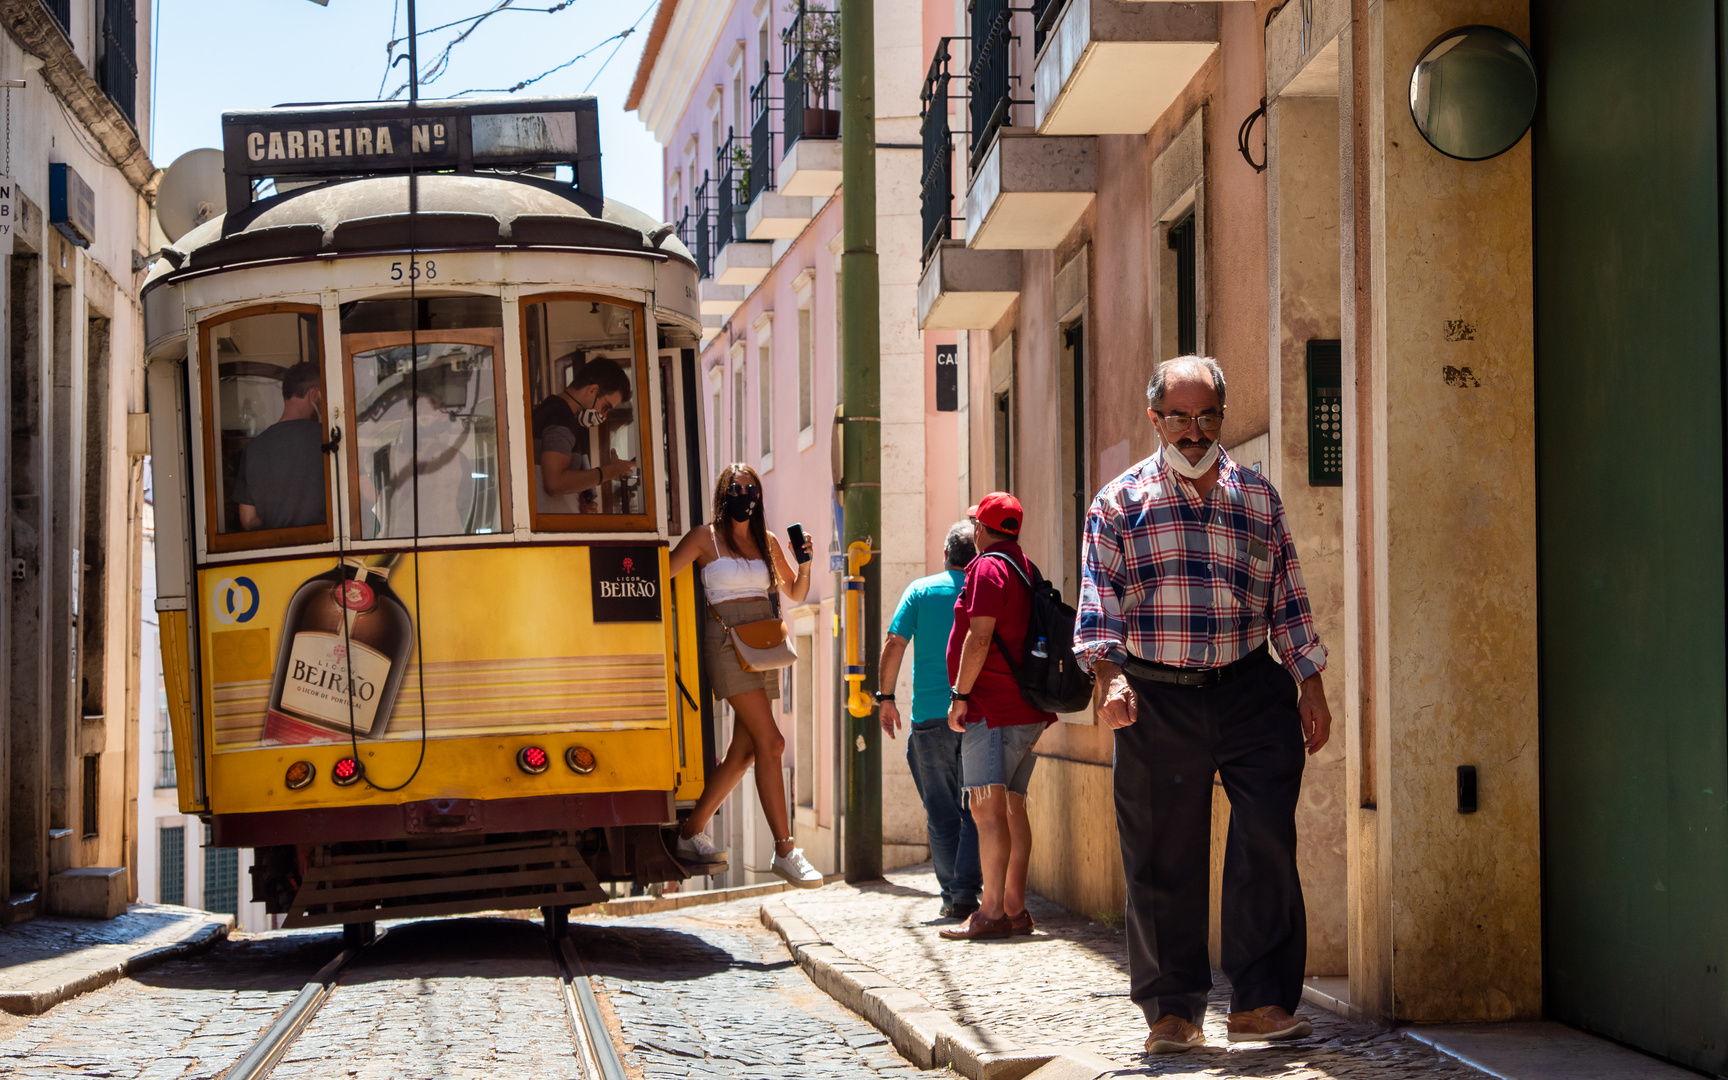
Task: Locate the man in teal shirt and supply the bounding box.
[877,522,982,919]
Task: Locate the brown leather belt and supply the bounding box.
[1122,643,1269,689]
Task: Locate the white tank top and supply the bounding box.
[702,532,772,603]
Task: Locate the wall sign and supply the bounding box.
[49,164,94,247]
[590,546,663,622]
[935,344,958,412]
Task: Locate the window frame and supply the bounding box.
[197,302,334,555]
[518,292,658,533]
[340,325,515,542]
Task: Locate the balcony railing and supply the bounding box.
[967,0,1022,168]
[676,173,715,279]
[783,0,841,150]
[921,39,965,265]
[749,71,777,202]
[1031,0,1058,53]
[97,0,138,126]
[715,128,749,254]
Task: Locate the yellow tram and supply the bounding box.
[143,97,714,937]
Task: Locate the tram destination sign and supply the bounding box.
[221,96,603,213]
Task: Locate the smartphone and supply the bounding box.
[787,523,811,563]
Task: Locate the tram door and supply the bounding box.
[1534,0,1728,1072]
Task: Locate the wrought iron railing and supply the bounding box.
[749,70,776,202]
[41,0,70,33]
[97,0,138,125]
[676,173,715,279]
[920,39,965,265]
[967,0,1018,168]
[1031,0,1062,53]
[783,0,841,150]
[715,128,748,253]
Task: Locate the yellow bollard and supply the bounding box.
[843,539,873,718]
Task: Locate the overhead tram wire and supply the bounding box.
[453,5,653,98]
[380,0,578,101]
[583,1,659,93]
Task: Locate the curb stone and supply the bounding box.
[0,912,234,1016]
[760,899,1126,1080]
[591,873,844,918]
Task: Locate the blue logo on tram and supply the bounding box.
[211,577,260,625]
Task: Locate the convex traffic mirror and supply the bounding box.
[1409,25,1537,161]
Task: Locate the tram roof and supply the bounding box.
[142,171,693,292]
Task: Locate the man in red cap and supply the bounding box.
[939,491,1055,941]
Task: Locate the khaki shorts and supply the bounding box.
[703,598,782,701]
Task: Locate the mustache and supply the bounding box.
[1176,437,1213,449]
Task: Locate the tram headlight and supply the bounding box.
[284,761,316,791]
[332,757,364,786]
[517,746,549,775]
[565,746,596,775]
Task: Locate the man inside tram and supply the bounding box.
[532,354,639,512]
[236,360,327,531]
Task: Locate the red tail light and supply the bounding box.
[332,757,364,786]
[517,746,549,774]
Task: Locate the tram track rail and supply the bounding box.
[218,920,624,1080]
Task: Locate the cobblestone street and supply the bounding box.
[579,900,929,1079]
[780,870,1486,1078]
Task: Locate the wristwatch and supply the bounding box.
[949,687,970,702]
[872,691,895,703]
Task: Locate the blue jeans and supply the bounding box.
[907,720,982,908]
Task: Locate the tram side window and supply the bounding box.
[523,299,647,522]
[206,310,328,539]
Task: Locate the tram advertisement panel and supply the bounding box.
[197,547,670,751]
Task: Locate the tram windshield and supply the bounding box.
[340,297,508,540]
[523,297,648,525]
[202,307,330,549]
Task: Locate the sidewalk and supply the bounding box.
[0,904,233,1015]
[762,868,1686,1080]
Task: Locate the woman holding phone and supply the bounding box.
[666,463,822,888]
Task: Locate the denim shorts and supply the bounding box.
[960,721,1045,799]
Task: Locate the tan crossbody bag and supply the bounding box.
[710,605,798,672]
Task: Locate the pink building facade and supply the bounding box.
[630,0,959,880]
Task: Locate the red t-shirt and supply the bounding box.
[946,541,1056,728]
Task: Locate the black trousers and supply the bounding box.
[1113,650,1307,1024]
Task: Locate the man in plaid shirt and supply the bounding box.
[1075,356,1333,1055]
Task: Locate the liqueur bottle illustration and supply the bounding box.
[264,553,415,745]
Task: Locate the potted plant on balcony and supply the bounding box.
[731,142,752,238]
[786,2,841,138]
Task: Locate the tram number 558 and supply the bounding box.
[389,260,437,281]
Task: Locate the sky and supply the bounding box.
[147,0,666,217]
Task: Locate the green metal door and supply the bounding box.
[1534,1,1728,1072]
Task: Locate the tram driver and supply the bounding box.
[236,360,327,531]
[532,355,639,513]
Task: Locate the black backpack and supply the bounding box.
[973,551,1096,715]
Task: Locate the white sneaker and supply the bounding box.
[675,830,726,865]
[771,847,824,889]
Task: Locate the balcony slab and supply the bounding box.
[714,239,773,286]
[965,131,1096,250]
[780,137,844,197]
[699,279,747,317]
[1035,0,1219,135]
[746,191,816,240]
[918,240,1021,330]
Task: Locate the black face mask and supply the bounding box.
[723,492,758,522]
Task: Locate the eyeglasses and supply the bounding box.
[727,482,760,497]
[1154,411,1224,437]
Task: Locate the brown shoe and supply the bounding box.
[1226,1005,1312,1043]
[938,910,1012,941]
[1006,909,1035,936]
[1144,1013,1206,1054]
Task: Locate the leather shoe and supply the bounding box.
[1225,1005,1312,1042]
[1006,909,1035,936]
[1144,1013,1205,1054]
[938,910,1011,941]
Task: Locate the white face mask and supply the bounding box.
[1162,437,1220,480]
[574,408,604,429]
